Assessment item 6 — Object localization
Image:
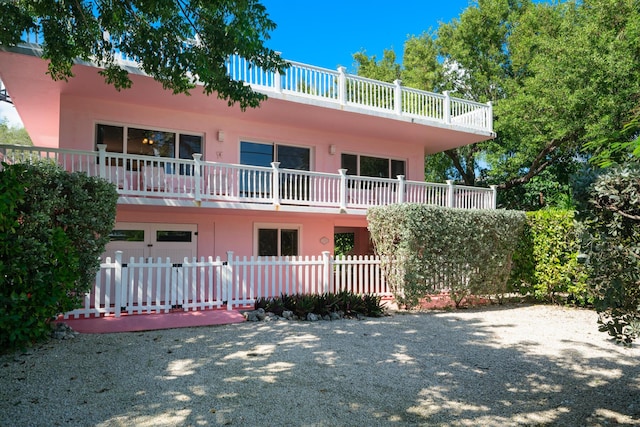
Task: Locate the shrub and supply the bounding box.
[0,162,118,350]
[253,291,386,319]
[510,209,589,304]
[367,204,526,308]
[577,163,640,344]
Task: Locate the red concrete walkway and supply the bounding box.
[56,309,246,334]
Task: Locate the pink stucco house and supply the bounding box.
[0,41,495,266]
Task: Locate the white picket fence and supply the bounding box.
[63,251,391,319]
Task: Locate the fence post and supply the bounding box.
[339,169,348,212]
[487,100,494,132]
[397,175,405,204]
[443,91,451,124]
[338,66,346,107]
[193,153,202,203]
[271,162,281,208]
[114,251,123,318]
[446,180,455,208]
[490,185,498,209]
[97,144,107,179]
[394,79,403,116]
[322,251,331,293]
[225,251,234,311]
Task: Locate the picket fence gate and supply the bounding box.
[63,251,391,319]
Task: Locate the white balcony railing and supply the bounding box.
[227,58,494,133]
[0,144,498,211]
[13,31,493,134]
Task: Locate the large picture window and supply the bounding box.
[255,224,300,256]
[96,124,203,161]
[240,141,310,171]
[341,153,405,178]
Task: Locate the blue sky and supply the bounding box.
[1,1,473,127]
[261,0,472,71]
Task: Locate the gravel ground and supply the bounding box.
[2,304,640,427]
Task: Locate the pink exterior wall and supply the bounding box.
[116,205,366,257]
[57,92,423,257]
[59,94,426,180]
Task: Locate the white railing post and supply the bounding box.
[446,180,455,208]
[193,153,202,202]
[274,68,282,94]
[397,175,405,204]
[338,169,348,212]
[443,91,451,124]
[487,101,494,132]
[394,79,403,116]
[338,66,346,107]
[114,251,123,318]
[490,185,498,209]
[322,251,331,293]
[97,144,107,179]
[225,251,234,311]
[271,162,281,207]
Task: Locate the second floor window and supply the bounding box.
[341,153,405,178]
[96,124,202,162]
[240,141,310,171]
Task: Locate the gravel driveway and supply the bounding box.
[2,304,639,426]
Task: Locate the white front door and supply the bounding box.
[104,222,197,262]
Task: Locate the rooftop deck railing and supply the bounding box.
[227,56,493,133]
[0,144,497,211]
[15,31,493,134]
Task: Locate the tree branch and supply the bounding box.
[445,149,475,186]
[594,200,640,221]
[497,135,572,190]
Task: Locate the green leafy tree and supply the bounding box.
[351,49,401,83]
[0,162,118,350]
[0,0,288,110]
[0,120,32,146]
[585,107,640,167]
[354,0,640,211]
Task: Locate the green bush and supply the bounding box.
[254,291,386,319]
[0,162,118,350]
[367,204,526,308]
[510,209,589,304]
[578,163,640,344]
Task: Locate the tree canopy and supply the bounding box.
[353,0,640,209]
[0,0,288,110]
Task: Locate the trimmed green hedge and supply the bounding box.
[510,209,589,304]
[367,204,526,308]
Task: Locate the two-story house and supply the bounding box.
[0,40,495,265]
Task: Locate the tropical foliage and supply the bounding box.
[0,0,288,110]
[0,162,118,350]
[576,164,640,344]
[354,0,640,210]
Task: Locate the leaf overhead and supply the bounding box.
[0,0,289,110]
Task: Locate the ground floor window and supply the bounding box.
[255,224,300,256]
[341,153,405,178]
